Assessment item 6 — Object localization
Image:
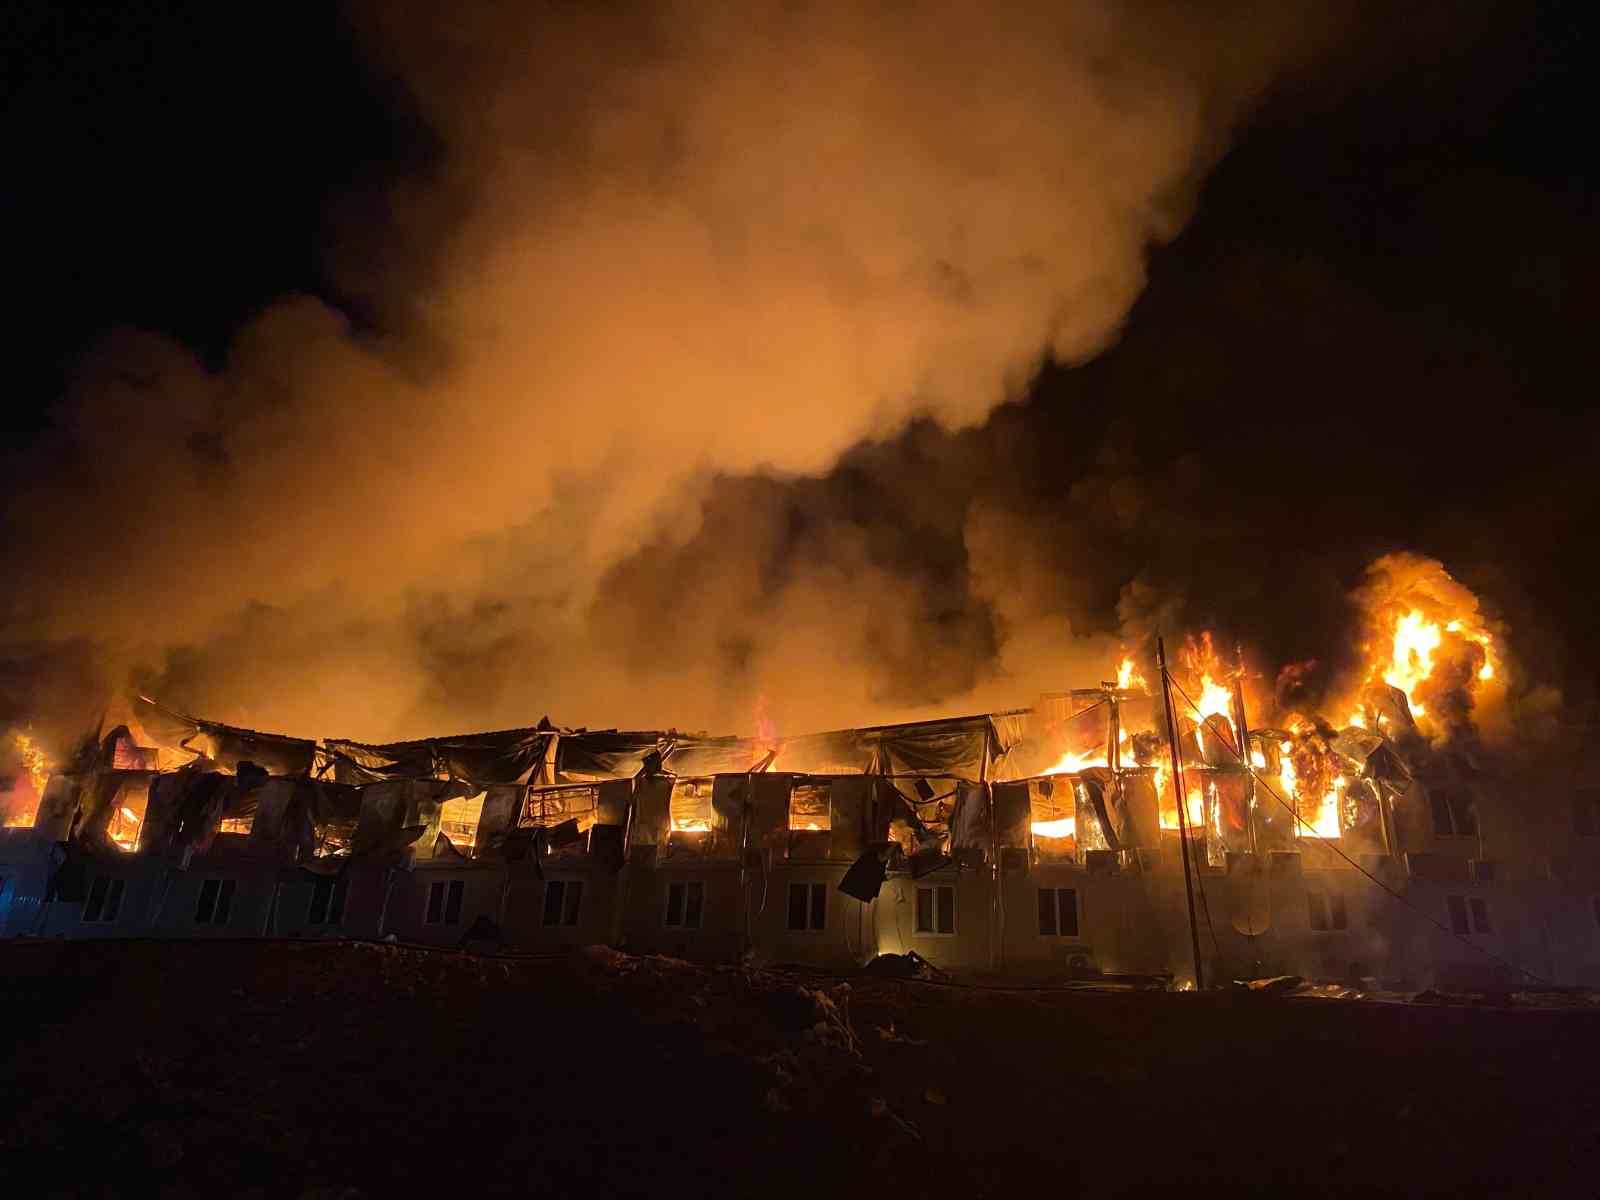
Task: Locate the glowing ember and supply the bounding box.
[672,818,712,833]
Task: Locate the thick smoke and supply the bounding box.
[0,1,1352,752]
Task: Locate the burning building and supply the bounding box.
[4,573,1597,994]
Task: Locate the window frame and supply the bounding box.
[542,878,584,928]
[1575,790,1600,837]
[1430,788,1479,838]
[664,880,706,929]
[1036,887,1079,938]
[1445,894,1491,935]
[83,876,126,924]
[1306,892,1348,932]
[308,876,349,927]
[425,878,465,926]
[194,878,236,926]
[914,884,957,936]
[788,781,833,833]
[1468,896,1491,934]
[786,881,827,932]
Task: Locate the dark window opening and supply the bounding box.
[308,876,348,926]
[1038,888,1079,937]
[1307,893,1328,932]
[543,879,583,927]
[1431,789,1478,837]
[1469,897,1491,934]
[84,877,125,924]
[426,879,464,926]
[665,881,705,929]
[1308,893,1348,932]
[915,885,955,935]
[1447,895,1470,935]
[786,882,826,931]
[1575,790,1600,837]
[195,878,235,926]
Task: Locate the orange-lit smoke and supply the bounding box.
[0,2,1347,749]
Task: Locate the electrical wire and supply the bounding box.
[1164,672,1552,986]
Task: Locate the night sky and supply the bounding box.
[1,1,1596,745]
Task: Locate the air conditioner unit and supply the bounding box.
[1058,943,1098,977]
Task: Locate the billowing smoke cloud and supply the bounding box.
[3,1,1498,756]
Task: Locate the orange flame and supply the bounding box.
[4,733,50,828]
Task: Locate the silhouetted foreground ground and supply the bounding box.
[4,939,1598,1198]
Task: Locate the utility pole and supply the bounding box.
[1157,636,1205,991]
[1232,643,1256,855]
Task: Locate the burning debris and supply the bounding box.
[0,551,1586,1002]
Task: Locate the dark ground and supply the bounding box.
[3,940,1597,1198]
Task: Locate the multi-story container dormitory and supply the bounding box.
[3,691,1599,991]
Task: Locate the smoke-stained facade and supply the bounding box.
[5,668,1599,993]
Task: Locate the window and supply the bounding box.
[107,780,149,853]
[915,885,956,935]
[439,792,485,854]
[218,815,253,835]
[1574,790,1600,837]
[1037,888,1079,937]
[83,876,125,924]
[1028,777,1076,848]
[308,876,348,926]
[523,786,598,833]
[786,882,827,931]
[670,780,714,833]
[195,878,235,926]
[789,782,832,832]
[542,879,583,927]
[665,881,705,929]
[1307,893,1348,932]
[426,879,464,925]
[1469,897,1491,934]
[1430,788,1478,837]
[1447,894,1490,935]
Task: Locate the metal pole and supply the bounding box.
[1232,644,1256,855]
[1157,637,1205,991]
